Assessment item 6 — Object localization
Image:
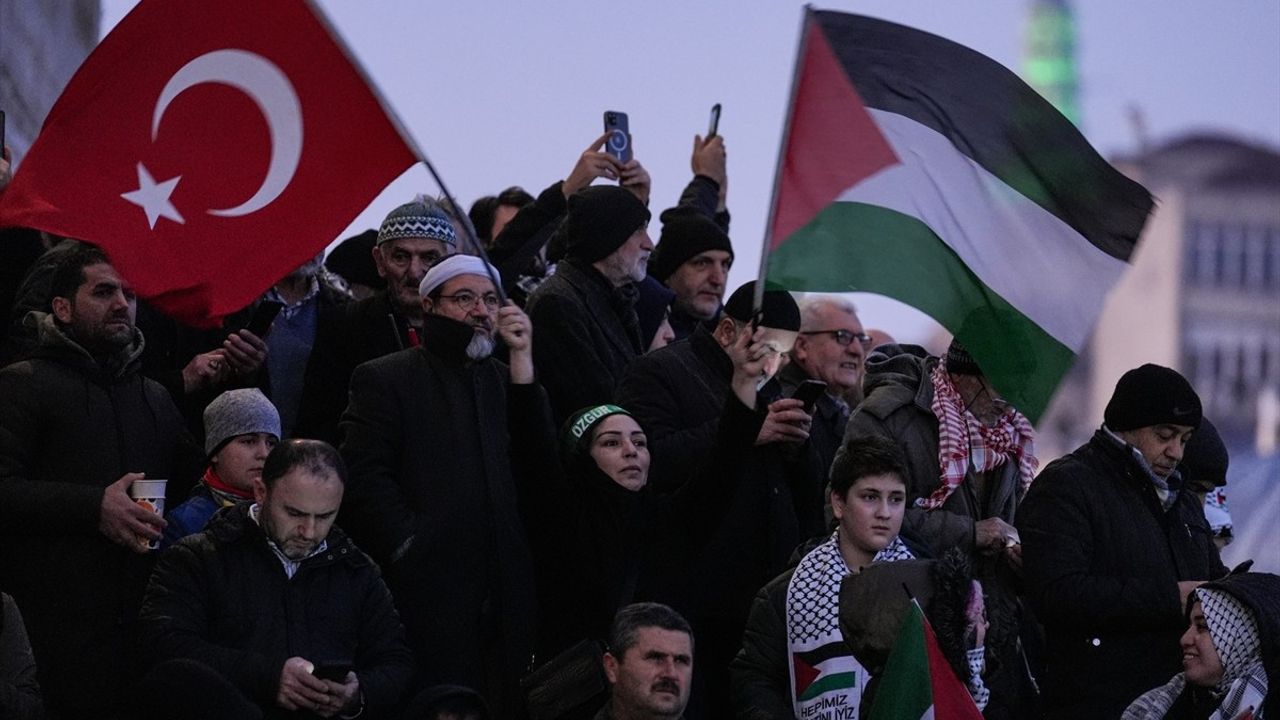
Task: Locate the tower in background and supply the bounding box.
[1024,0,1080,127]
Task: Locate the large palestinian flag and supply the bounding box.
[764,9,1153,422]
[866,600,984,720]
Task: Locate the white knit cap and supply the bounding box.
[418,254,502,298]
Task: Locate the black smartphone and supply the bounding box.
[707,103,721,139]
[602,110,632,164]
[242,300,283,339]
[792,379,828,414]
[313,663,352,682]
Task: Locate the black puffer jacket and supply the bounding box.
[137,504,414,718]
[0,313,204,718]
[1017,430,1228,720]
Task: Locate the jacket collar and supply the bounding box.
[419,312,483,366]
[27,310,146,381]
[554,259,643,357]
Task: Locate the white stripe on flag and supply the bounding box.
[836,108,1128,352]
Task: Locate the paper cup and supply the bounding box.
[129,478,167,551]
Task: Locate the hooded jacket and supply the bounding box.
[0,312,204,718]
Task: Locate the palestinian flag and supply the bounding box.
[764,9,1153,422]
[867,600,983,720]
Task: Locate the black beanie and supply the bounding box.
[944,338,982,376]
[1180,417,1229,489]
[649,206,733,281]
[1104,363,1202,432]
[324,229,380,288]
[722,281,801,331]
[560,186,651,264]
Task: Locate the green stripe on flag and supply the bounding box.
[798,671,859,702]
[867,602,932,720]
[765,201,1075,422]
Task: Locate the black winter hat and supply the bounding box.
[324,229,380,289]
[1104,363,1202,432]
[944,338,982,376]
[649,206,733,282]
[635,275,675,348]
[560,186,651,264]
[1181,417,1229,489]
[722,281,801,331]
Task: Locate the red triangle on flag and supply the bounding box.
[793,653,821,698]
[924,613,985,720]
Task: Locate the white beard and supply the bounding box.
[466,332,495,360]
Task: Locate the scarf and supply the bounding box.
[922,363,1037,510]
[1123,589,1268,720]
[787,532,914,717]
[1102,426,1182,511]
[202,466,254,506]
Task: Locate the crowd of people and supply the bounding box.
[0,132,1275,720]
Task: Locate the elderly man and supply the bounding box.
[648,207,733,342]
[598,603,695,720]
[340,254,547,715]
[0,244,204,718]
[1017,364,1227,719]
[138,439,414,719]
[296,197,457,444]
[525,184,654,423]
[780,296,870,477]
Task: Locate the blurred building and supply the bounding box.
[0,2,100,161]
[1038,134,1280,461]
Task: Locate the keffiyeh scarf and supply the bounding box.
[923,364,1037,510]
[787,532,914,718]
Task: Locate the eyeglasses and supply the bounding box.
[799,329,872,349]
[438,291,501,312]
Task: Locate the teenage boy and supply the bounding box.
[729,435,917,719]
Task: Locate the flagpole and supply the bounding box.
[305,0,506,302]
[753,5,814,317]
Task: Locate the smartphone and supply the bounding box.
[792,379,828,414]
[602,111,632,164]
[242,300,283,339]
[707,103,721,139]
[313,662,352,682]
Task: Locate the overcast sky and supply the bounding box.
[100,0,1280,343]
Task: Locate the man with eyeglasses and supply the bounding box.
[295,197,458,445]
[780,296,871,480]
[338,254,546,716]
[843,338,1039,718]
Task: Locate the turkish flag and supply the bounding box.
[0,0,418,326]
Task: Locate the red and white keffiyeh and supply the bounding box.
[921,363,1038,510]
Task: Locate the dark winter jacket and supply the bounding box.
[295,289,417,445]
[338,313,543,716]
[137,504,414,718]
[0,313,204,718]
[1017,429,1228,720]
[0,593,42,720]
[526,257,643,425]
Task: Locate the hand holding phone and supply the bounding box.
[242,301,284,339]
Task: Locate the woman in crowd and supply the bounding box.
[1124,572,1279,719]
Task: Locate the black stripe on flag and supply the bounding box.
[795,641,851,667]
[813,10,1152,262]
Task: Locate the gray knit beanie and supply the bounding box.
[203,389,282,457]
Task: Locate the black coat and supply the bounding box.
[1016,429,1228,720]
[338,314,542,716]
[0,314,204,718]
[295,289,416,445]
[137,505,414,719]
[526,258,642,425]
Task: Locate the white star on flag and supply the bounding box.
[121,163,184,229]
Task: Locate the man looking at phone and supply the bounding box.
[138,439,413,719]
[0,244,204,719]
[296,196,457,444]
[779,296,869,478]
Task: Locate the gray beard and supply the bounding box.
[466,332,494,360]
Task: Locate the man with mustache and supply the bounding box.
[0,244,204,718]
[339,254,548,716]
[599,603,695,720]
[296,197,457,444]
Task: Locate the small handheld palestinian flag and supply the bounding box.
[867,599,983,720]
[761,8,1154,422]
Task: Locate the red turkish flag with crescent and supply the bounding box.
[0,0,418,326]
